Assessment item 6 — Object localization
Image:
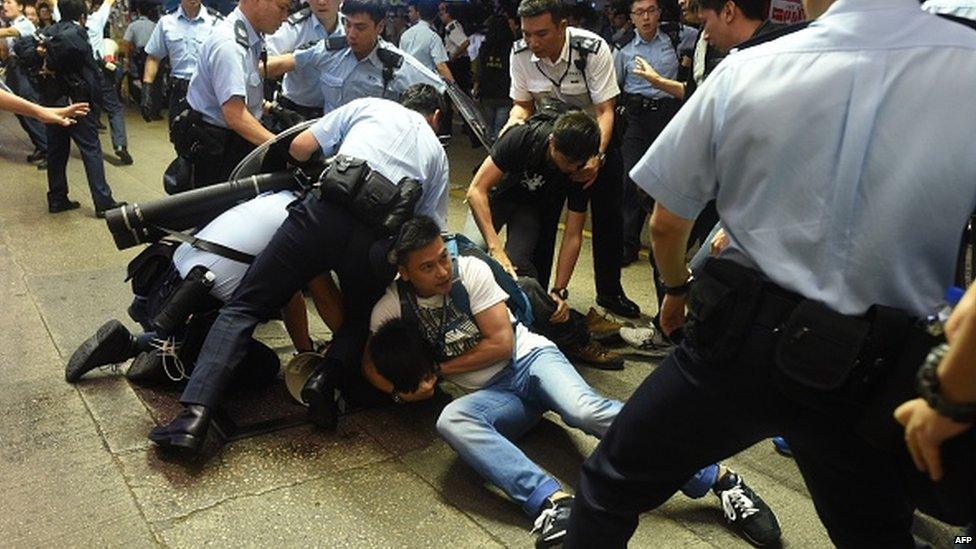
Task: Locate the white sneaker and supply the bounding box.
[619,326,673,357]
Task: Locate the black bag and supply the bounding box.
[125,240,179,296]
[172,109,228,162]
[317,155,422,236]
[319,155,368,205]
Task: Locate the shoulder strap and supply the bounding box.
[234,19,249,49]
[512,37,528,54]
[938,13,976,31]
[445,238,474,319]
[612,28,634,50]
[376,45,404,90]
[287,6,311,26]
[205,6,224,20]
[158,227,256,264]
[325,34,347,51]
[569,33,600,74]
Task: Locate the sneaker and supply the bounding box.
[563,340,624,370]
[125,351,169,386]
[65,320,136,382]
[585,307,624,342]
[532,496,574,548]
[713,471,782,547]
[115,147,133,165]
[619,326,673,358]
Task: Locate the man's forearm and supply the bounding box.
[468,188,502,252]
[225,107,275,146]
[435,62,454,84]
[439,334,511,376]
[265,54,295,78]
[142,56,159,83]
[940,305,976,403]
[650,207,693,286]
[594,99,615,154]
[507,101,534,124]
[650,75,685,100]
[552,213,584,289]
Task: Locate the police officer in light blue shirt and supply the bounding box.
[180,0,290,187]
[149,85,449,454]
[85,0,133,164]
[265,0,342,119]
[143,0,219,126]
[567,0,976,546]
[269,0,445,114]
[1,0,48,164]
[613,0,697,291]
[399,0,454,83]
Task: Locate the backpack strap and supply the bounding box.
[157,226,256,264]
[376,45,404,94]
[445,238,472,319]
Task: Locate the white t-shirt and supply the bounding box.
[172,191,297,302]
[370,255,554,391]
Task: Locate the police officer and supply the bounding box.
[267,0,446,113]
[399,0,454,84]
[85,0,133,164]
[121,1,156,113]
[142,0,220,128]
[508,0,639,319]
[176,0,290,188]
[265,0,342,121]
[147,85,449,454]
[613,0,696,269]
[565,0,976,546]
[1,0,49,167]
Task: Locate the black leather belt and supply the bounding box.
[168,78,190,94]
[279,95,324,120]
[625,95,681,113]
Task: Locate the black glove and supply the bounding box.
[140,84,155,122]
[268,102,306,130]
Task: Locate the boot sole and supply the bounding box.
[65,320,131,382]
[148,431,204,454]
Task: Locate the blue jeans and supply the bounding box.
[435,345,719,517]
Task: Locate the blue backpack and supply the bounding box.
[396,233,534,355]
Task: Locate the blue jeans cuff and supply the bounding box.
[524,477,562,516]
[680,463,720,499]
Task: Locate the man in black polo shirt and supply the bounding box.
[466,109,622,369]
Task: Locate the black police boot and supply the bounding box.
[596,294,641,319]
[148,404,210,454]
[301,360,340,431]
[65,319,137,382]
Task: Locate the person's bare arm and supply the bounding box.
[435,61,454,84]
[265,53,296,79]
[570,98,615,188]
[499,99,535,136]
[466,157,516,276]
[282,291,315,352]
[307,274,343,332]
[438,301,513,375]
[0,89,89,125]
[221,96,275,146]
[289,128,319,161]
[0,28,22,38]
[552,210,585,292]
[633,56,685,100]
[450,38,469,61]
[142,55,160,84]
[650,203,695,335]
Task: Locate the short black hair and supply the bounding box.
[439,1,463,20]
[400,83,444,117]
[341,0,387,24]
[59,0,87,22]
[369,317,437,393]
[698,0,764,20]
[392,216,442,266]
[517,0,563,22]
[409,0,437,20]
[551,111,600,163]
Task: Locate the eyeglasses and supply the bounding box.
[631,6,660,18]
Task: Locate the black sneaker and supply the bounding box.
[125,351,169,386]
[713,471,782,547]
[65,320,136,382]
[533,496,574,548]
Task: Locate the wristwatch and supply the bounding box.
[598,152,607,166]
[916,343,976,423]
[550,287,569,300]
[660,275,694,296]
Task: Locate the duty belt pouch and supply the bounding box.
[772,300,870,413]
[319,154,368,205]
[685,259,764,362]
[352,170,400,226]
[125,240,178,296]
[376,178,421,236]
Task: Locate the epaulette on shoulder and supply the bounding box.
[735,21,809,51]
[612,28,634,50]
[325,35,347,51]
[205,6,224,20]
[296,39,319,51]
[234,19,249,49]
[376,46,404,69]
[512,38,528,54]
[287,6,311,26]
[570,34,601,55]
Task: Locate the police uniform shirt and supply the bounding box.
[399,20,449,73]
[294,38,446,113]
[509,26,619,111]
[613,25,697,99]
[123,16,156,49]
[5,14,36,50]
[308,97,449,228]
[631,0,976,317]
[173,191,298,302]
[921,0,976,19]
[267,8,343,108]
[85,0,112,58]
[443,19,467,57]
[145,6,218,80]
[185,7,264,128]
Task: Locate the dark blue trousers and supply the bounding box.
[5,65,48,153]
[45,113,115,210]
[180,196,393,409]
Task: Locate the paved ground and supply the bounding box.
[0,109,959,548]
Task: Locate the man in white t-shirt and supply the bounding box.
[363,216,776,548]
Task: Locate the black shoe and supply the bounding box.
[48,200,80,214]
[26,150,45,163]
[621,249,639,267]
[533,496,574,548]
[596,294,641,319]
[148,404,210,454]
[36,158,47,170]
[125,351,170,385]
[115,147,133,165]
[301,363,339,431]
[65,320,136,382]
[713,471,782,547]
[96,201,126,218]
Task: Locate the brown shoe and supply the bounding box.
[563,340,624,370]
[585,307,624,342]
